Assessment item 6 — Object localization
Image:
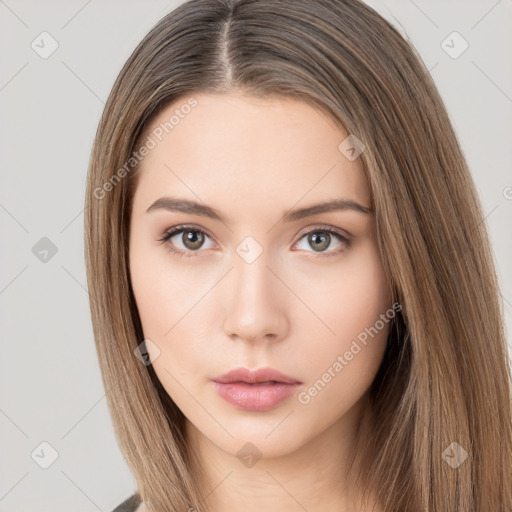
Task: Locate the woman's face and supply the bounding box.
[129,91,393,460]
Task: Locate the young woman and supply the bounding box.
[84,1,512,511]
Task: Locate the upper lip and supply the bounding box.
[212,367,302,384]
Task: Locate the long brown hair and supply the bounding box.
[84,1,512,510]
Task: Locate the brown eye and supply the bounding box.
[307,232,331,252]
[158,225,215,258]
[180,229,205,250]
[294,226,351,258]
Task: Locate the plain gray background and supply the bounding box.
[1,1,511,510]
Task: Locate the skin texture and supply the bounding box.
[129,91,392,512]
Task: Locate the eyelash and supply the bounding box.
[156,224,351,259]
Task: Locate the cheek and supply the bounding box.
[129,239,214,385]
[129,254,171,339]
[296,241,391,376]
[129,237,178,350]
[129,232,198,335]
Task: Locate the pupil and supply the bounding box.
[184,230,204,250]
[310,232,329,251]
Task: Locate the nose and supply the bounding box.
[222,250,289,344]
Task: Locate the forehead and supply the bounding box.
[133,91,370,216]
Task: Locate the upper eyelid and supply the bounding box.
[295,224,351,240]
[161,224,215,242]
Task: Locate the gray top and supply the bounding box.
[111,494,141,512]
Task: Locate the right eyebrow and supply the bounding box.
[146,197,226,222]
[281,198,372,222]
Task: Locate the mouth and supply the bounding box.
[211,367,302,411]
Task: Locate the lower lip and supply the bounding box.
[212,381,300,411]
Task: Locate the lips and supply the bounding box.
[211,367,302,411]
[211,366,302,385]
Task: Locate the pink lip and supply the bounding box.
[211,367,302,411]
[212,367,302,385]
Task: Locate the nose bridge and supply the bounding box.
[223,243,287,342]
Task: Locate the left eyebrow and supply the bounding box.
[282,198,372,222]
